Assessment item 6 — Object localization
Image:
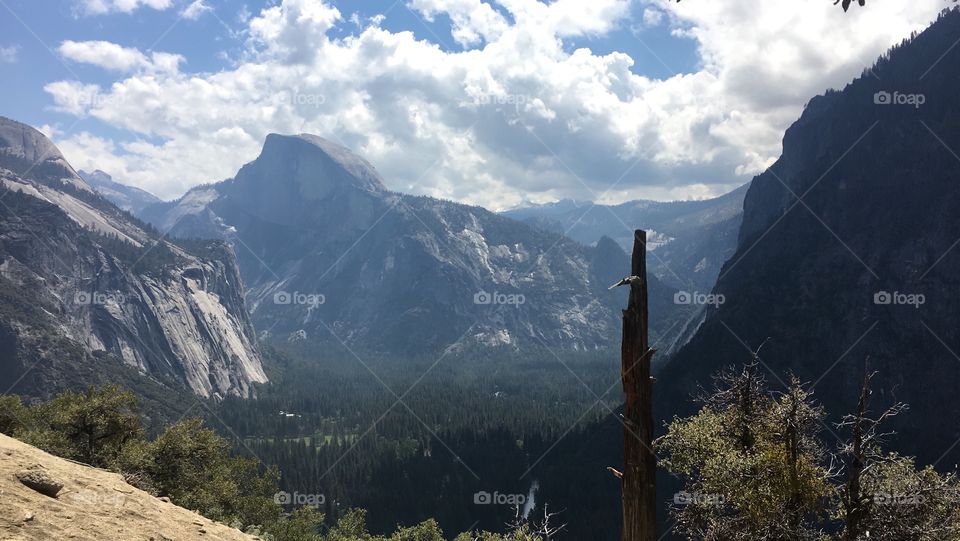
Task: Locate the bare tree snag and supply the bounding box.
[621,229,657,541]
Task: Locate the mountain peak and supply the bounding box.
[256,132,387,195]
[78,169,112,183]
[78,168,162,214]
[0,117,83,184]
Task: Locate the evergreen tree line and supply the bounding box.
[0,386,564,541]
[213,345,622,535]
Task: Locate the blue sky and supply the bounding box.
[0,0,946,208]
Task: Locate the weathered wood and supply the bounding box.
[621,229,657,541]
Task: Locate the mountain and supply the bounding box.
[658,8,960,466]
[0,117,266,399]
[141,134,698,355]
[78,169,161,214]
[501,184,748,291]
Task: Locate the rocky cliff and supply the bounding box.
[0,117,266,399]
[658,8,960,466]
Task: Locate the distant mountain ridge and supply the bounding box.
[502,184,748,291]
[0,117,266,399]
[141,134,698,355]
[78,169,161,214]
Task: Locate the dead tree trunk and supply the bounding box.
[842,369,871,541]
[621,229,657,541]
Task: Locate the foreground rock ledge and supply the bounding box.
[0,434,260,541]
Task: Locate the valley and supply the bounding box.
[3,2,960,540]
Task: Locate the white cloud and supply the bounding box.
[248,0,341,63]
[641,7,663,27]
[408,0,509,47]
[237,4,252,24]
[45,81,109,115]
[37,124,61,140]
[47,0,948,209]
[181,0,213,20]
[59,40,183,73]
[0,45,19,64]
[75,0,172,16]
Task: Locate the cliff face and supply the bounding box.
[0,117,266,399]
[658,9,960,465]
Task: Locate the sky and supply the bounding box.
[0,0,950,209]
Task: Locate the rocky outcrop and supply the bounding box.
[0,434,259,540]
[0,117,266,399]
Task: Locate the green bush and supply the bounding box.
[21,385,142,468]
[0,394,29,435]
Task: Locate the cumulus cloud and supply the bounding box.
[409,0,509,47]
[46,0,947,209]
[248,0,341,63]
[58,40,183,73]
[74,0,172,16]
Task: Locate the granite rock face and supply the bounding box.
[0,117,266,399]
[658,9,960,465]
